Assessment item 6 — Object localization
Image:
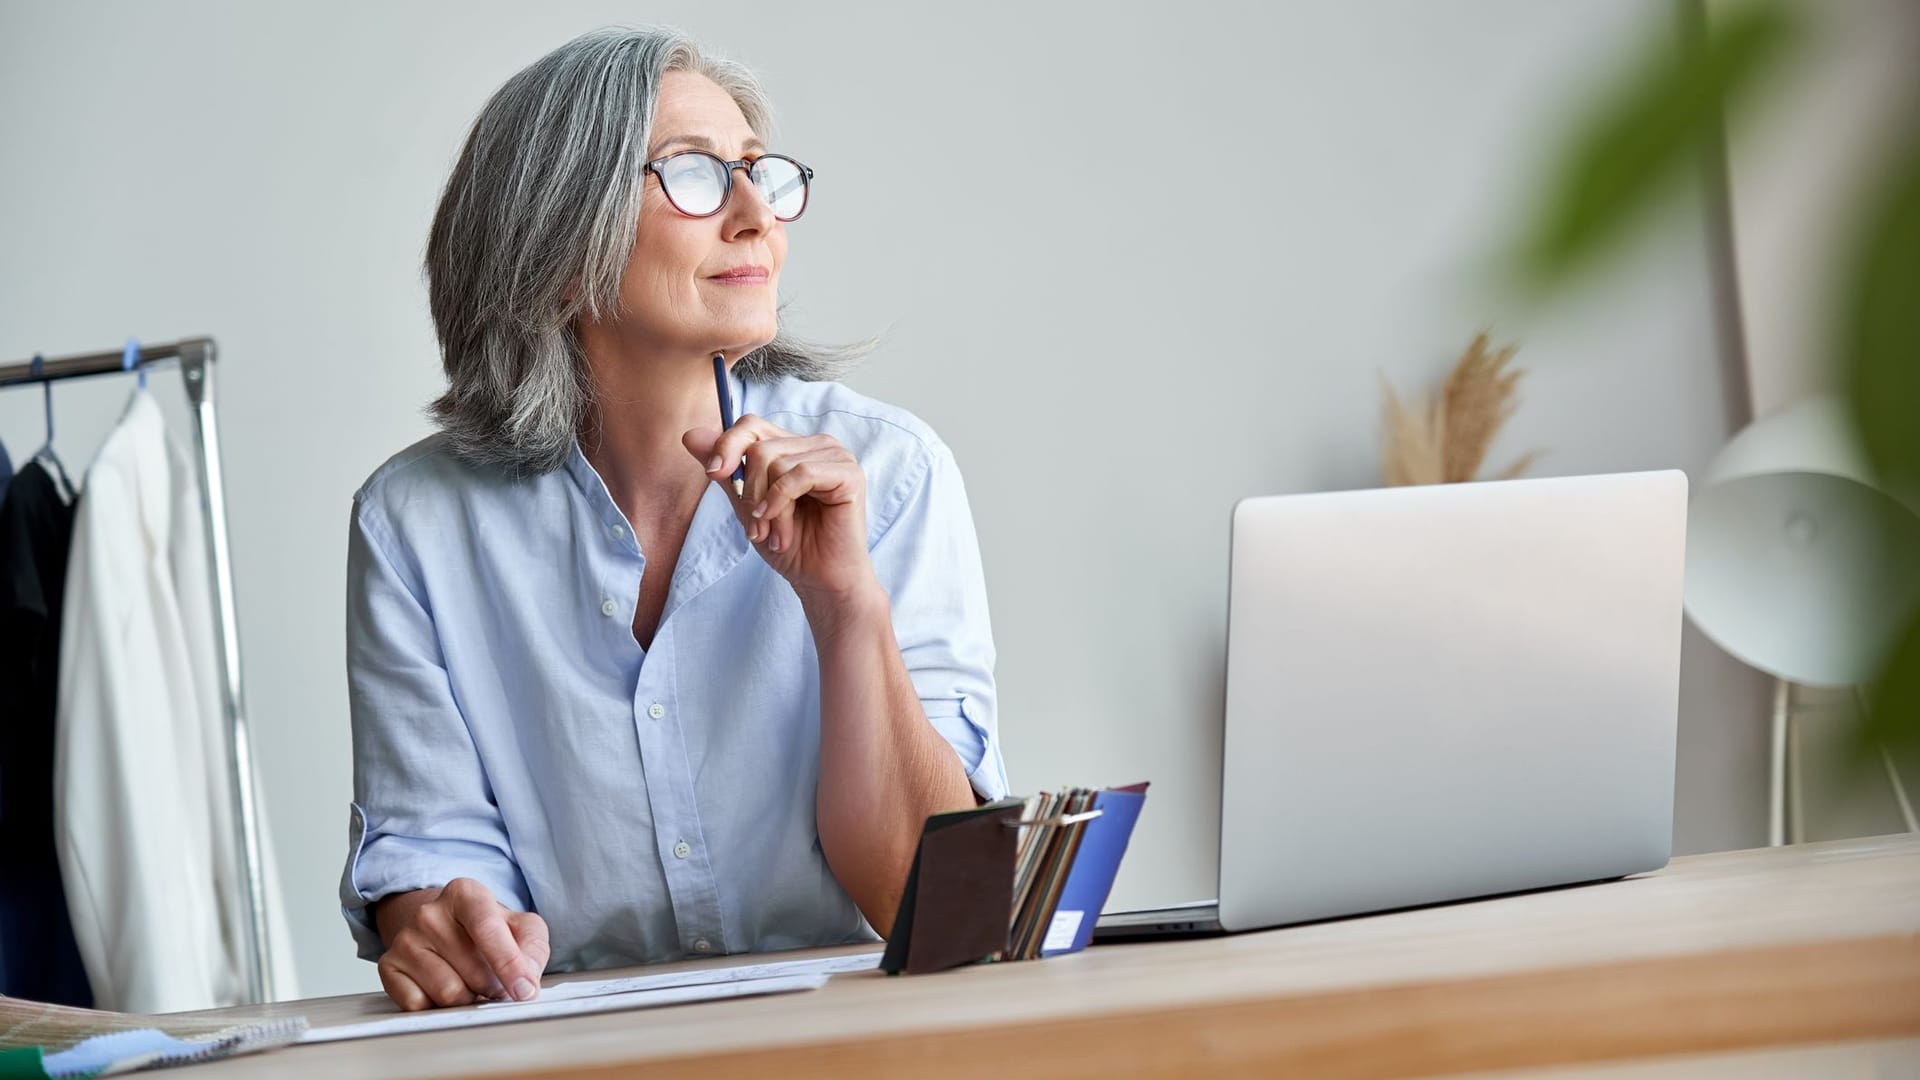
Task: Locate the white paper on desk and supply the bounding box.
[503,949,883,1005]
[297,973,827,1044]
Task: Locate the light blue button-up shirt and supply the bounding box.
[339,375,1008,971]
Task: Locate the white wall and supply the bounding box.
[0,0,1767,1001]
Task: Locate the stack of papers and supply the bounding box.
[1009,789,1101,958]
[299,950,882,1044]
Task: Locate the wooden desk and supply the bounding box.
[165,834,1920,1079]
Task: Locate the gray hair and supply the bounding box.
[425,26,870,477]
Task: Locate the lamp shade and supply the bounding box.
[1684,395,1920,688]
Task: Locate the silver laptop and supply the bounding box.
[1097,470,1687,939]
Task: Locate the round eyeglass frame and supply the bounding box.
[645,150,814,222]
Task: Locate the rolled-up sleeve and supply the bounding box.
[340,496,531,961]
[869,441,1009,802]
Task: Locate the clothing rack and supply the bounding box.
[0,335,274,1005]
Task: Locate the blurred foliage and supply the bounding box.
[1841,134,1920,510]
[1843,136,1920,765]
[1859,609,1920,763]
[1512,0,1920,765]
[1514,1,1795,292]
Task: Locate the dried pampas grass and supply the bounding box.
[1382,331,1543,486]
[1380,377,1446,486]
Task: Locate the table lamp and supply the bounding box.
[1684,394,1920,844]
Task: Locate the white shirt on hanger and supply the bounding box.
[53,389,296,1012]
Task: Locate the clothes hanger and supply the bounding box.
[29,352,77,501]
[123,336,146,391]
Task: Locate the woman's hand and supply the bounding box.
[683,416,880,607]
[371,878,550,1011]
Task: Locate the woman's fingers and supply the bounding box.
[740,433,837,528]
[683,418,868,561]
[379,939,476,1011]
[376,950,431,1012]
[685,416,847,522]
[446,880,542,1002]
[701,414,786,491]
[370,878,545,1012]
[412,895,506,1000]
[755,449,859,551]
[505,910,553,977]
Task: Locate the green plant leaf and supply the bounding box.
[1858,608,1920,765]
[1514,1,1796,291]
[1842,133,1920,502]
[1843,133,1920,762]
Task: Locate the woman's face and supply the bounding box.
[608,71,786,364]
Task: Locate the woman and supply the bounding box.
[340,26,1006,1011]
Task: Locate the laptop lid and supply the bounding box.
[1217,471,1687,932]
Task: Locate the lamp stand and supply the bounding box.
[1885,748,1920,834]
[1853,688,1919,836]
[1769,680,1795,846]
[1770,680,1919,845]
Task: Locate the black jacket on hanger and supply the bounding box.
[0,460,93,1006]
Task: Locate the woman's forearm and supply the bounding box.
[803,582,975,937]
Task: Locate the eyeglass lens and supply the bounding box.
[658,153,808,220]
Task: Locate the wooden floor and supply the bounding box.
[159,833,1920,1079]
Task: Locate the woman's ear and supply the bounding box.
[561,276,599,327]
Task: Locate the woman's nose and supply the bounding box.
[723,166,776,231]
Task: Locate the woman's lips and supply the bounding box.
[708,265,771,285]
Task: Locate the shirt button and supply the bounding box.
[692,938,712,953]
[672,839,691,859]
[647,702,666,720]
[610,523,627,541]
[600,598,617,617]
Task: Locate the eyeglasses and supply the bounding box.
[645,151,813,222]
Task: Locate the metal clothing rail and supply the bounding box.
[0,335,274,1005]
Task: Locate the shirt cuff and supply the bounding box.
[922,696,1009,802]
[340,803,532,963]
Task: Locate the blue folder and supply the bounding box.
[1038,783,1149,957]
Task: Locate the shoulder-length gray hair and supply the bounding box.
[425,26,869,477]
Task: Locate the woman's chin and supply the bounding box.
[713,325,779,356]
